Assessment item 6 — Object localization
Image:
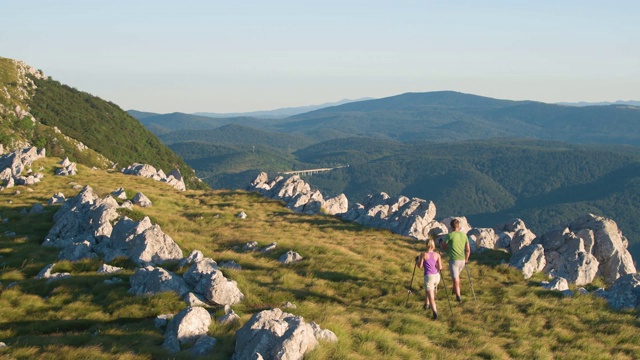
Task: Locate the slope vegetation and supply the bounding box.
[0,156,638,359]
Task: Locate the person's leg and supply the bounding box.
[428,288,437,318]
[453,277,461,298]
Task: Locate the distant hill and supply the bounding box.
[193,98,373,119]
[558,100,640,107]
[131,112,278,136]
[126,109,159,119]
[272,91,640,144]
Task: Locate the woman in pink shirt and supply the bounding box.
[416,238,442,320]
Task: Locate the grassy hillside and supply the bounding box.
[0,156,638,359]
[27,77,206,190]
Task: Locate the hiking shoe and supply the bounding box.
[423,303,430,310]
[456,295,461,303]
[432,311,438,320]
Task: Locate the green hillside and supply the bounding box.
[169,141,304,189]
[0,56,205,190]
[0,156,638,359]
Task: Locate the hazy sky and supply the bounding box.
[1,1,639,113]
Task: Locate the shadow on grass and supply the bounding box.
[313,270,365,283]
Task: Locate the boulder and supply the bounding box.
[260,242,277,253]
[322,193,349,215]
[97,263,123,274]
[543,231,600,286]
[237,212,247,219]
[279,251,303,264]
[35,263,71,282]
[129,266,190,297]
[218,305,241,325]
[111,187,128,200]
[193,269,245,306]
[542,277,569,292]
[29,203,45,214]
[509,244,546,279]
[162,306,212,353]
[132,192,152,207]
[122,163,186,191]
[242,241,259,252]
[310,322,338,343]
[233,309,319,360]
[595,273,640,310]
[183,292,209,307]
[467,228,499,252]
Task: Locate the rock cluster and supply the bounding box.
[56,157,77,176]
[233,308,337,360]
[248,172,348,215]
[505,214,636,285]
[595,273,640,310]
[122,163,186,191]
[343,192,438,240]
[0,147,45,189]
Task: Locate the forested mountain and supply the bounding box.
[0,56,205,190]
[274,91,640,144]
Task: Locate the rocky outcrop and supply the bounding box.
[162,306,213,353]
[539,214,635,285]
[343,192,438,241]
[248,172,348,216]
[0,147,45,189]
[35,263,71,282]
[233,308,336,360]
[56,157,77,176]
[122,163,186,191]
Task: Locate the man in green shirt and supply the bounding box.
[444,218,470,303]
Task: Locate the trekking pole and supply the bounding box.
[439,269,455,320]
[405,259,417,307]
[465,263,477,304]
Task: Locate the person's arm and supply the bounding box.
[436,253,442,272]
[416,253,424,268]
[465,241,471,263]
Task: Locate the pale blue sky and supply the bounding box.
[1,1,638,113]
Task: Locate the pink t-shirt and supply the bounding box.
[423,251,439,275]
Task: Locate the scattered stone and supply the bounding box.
[310,322,338,342]
[132,192,152,207]
[35,263,71,282]
[219,260,242,270]
[97,263,123,274]
[242,241,259,252]
[120,200,133,209]
[577,287,589,295]
[261,242,277,253]
[282,301,297,309]
[111,187,128,200]
[542,277,569,292]
[15,190,20,195]
[56,158,77,176]
[191,263,245,306]
[237,212,247,219]
[0,342,6,348]
[278,250,303,264]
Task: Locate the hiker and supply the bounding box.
[443,218,470,302]
[416,237,442,319]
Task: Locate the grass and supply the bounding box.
[0,156,639,359]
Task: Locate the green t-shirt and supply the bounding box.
[446,231,468,261]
